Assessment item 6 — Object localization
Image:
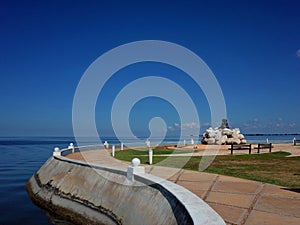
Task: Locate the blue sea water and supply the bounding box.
[0,136,160,225]
[0,137,77,225]
[0,135,299,225]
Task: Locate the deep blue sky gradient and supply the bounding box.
[1,0,300,136]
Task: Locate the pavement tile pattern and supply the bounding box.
[149,169,300,225]
[67,150,300,225]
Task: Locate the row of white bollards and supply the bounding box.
[52,143,145,182]
[106,141,153,166]
[53,143,75,156]
[52,142,123,158]
[104,141,124,150]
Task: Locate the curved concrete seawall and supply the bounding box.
[26,152,225,225]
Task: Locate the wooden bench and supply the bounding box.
[229,144,252,155]
[255,143,273,153]
[293,139,300,146]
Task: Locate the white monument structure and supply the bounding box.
[201,119,247,145]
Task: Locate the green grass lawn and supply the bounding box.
[115,150,300,188]
[115,148,195,161]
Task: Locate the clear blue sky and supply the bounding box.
[1,0,300,137]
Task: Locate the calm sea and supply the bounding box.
[0,137,78,225]
[0,135,299,224]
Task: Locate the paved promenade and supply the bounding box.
[162,143,300,157]
[149,167,300,225]
[66,148,300,225]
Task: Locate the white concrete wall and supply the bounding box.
[27,155,225,225]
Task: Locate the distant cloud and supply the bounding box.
[167,122,201,135]
[168,122,200,130]
[297,49,300,58]
[181,122,200,129]
[238,117,299,133]
[202,122,211,127]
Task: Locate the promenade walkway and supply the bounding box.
[159,143,300,157]
[66,149,300,225]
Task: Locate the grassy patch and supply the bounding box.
[205,152,300,187]
[115,148,195,163]
[115,150,300,188]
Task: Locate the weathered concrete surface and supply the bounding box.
[27,155,225,225]
[27,157,178,225]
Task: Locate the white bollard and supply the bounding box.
[149,148,153,165]
[293,137,296,145]
[121,142,124,150]
[191,138,194,145]
[183,139,186,146]
[146,139,151,147]
[53,147,61,156]
[69,143,75,153]
[112,145,115,157]
[266,138,269,144]
[104,141,109,149]
[127,158,145,181]
[132,158,140,167]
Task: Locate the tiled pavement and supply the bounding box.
[67,150,300,225]
[148,168,300,225]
